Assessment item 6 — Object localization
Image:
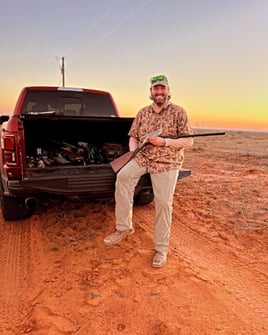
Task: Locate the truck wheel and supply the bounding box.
[0,195,30,221]
[134,189,154,206]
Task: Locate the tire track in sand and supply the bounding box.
[134,207,268,334]
[0,219,32,334]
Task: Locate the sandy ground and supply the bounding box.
[0,130,267,335]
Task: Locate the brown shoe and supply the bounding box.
[152,251,167,268]
[104,229,134,246]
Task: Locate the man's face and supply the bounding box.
[151,85,169,106]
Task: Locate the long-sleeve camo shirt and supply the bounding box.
[128,101,192,173]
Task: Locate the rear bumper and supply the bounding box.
[4,167,191,197]
[6,166,115,196]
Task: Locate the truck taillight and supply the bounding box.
[2,135,18,166]
[3,136,15,150]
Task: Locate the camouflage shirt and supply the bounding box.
[128,101,192,173]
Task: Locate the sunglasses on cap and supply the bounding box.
[150,75,168,83]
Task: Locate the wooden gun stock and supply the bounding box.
[109,131,225,173]
[109,147,142,174]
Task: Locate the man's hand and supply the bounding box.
[148,136,166,147]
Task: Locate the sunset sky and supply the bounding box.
[1,0,267,131]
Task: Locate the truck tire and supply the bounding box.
[134,189,154,206]
[0,195,30,221]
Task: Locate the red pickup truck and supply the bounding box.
[0,86,190,220]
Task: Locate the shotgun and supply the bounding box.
[109,131,225,173]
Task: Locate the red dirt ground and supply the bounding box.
[0,130,267,335]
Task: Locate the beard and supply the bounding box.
[153,94,168,106]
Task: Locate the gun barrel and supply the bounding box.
[188,131,225,138]
[165,131,226,139]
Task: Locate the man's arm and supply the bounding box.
[148,136,193,148]
[165,137,193,148]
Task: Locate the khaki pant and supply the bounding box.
[115,159,179,254]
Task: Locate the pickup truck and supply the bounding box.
[0,86,191,221]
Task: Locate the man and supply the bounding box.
[104,74,193,268]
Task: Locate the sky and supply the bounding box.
[1,0,267,131]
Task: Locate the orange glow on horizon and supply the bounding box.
[117,101,268,132]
